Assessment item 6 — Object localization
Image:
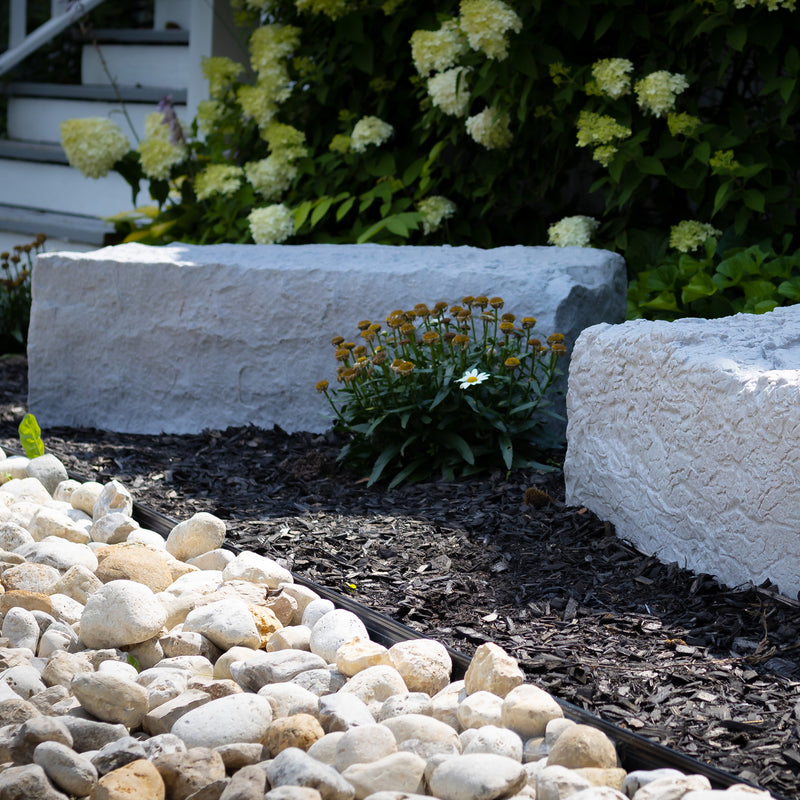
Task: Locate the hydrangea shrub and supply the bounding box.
[58,0,800,321]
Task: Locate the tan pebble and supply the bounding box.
[576,767,627,790]
[249,604,284,647]
[546,724,618,770]
[0,590,53,615]
[90,758,165,800]
[94,546,174,592]
[464,642,525,698]
[263,713,325,756]
[336,639,392,677]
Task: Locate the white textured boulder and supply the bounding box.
[565,306,800,598]
[28,242,626,434]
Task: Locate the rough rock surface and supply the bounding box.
[28,242,626,434]
[564,307,800,598]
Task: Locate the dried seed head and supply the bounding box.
[315,380,329,392]
[524,487,553,508]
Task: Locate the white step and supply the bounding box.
[82,42,191,89]
[7,86,188,145]
[0,157,139,218]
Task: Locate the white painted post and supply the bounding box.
[9,0,27,48]
[187,0,214,122]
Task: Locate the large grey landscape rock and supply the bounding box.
[28,243,626,434]
[564,306,800,598]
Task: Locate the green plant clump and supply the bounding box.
[317,296,565,487]
[0,234,46,354]
[628,237,800,321]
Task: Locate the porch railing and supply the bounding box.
[0,0,107,78]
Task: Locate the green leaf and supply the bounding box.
[498,432,513,470]
[367,443,401,486]
[387,458,426,490]
[18,414,44,459]
[336,196,355,221]
[743,189,765,214]
[293,200,314,231]
[682,273,717,304]
[637,157,666,176]
[713,181,734,216]
[369,153,396,178]
[439,432,475,465]
[727,24,747,52]
[310,197,335,227]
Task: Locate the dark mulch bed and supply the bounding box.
[1,354,799,797]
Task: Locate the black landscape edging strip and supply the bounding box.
[129,500,781,798]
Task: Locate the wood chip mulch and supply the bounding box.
[1,355,799,798]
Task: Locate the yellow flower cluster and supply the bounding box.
[295,0,354,19]
[576,111,631,147]
[734,0,796,9]
[59,117,130,179]
[547,216,599,248]
[709,149,741,173]
[238,24,300,131]
[201,56,243,98]
[417,196,457,234]
[465,106,512,149]
[634,70,689,117]
[410,20,467,76]
[591,58,633,99]
[548,62,571,86]
[459,0,522,61]
[350,116,394,152]
[249,24,300,80]
[264,122,308,161]
[195,164,243,201]
[427,67,471,117]
[248,203,294,244]
[237,84,280,130]
[575,110,630,166]
[196,100,222,135]
[669,220,722,252]
[667,112,701,137]
[329,134,352,153]
[137,111,187,180]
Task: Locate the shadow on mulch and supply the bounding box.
[1,354,799,797]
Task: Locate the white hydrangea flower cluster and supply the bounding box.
[238,24,300,130]
[245,123,307,200]
[427,67,472,117]
[417,196,457,234]
[591,58,634,99]
[459,0,522,61]
[59,117,130,179]
[465,106,512,149]
[137,111,187,180]
[194,164,244,201]
[248,203,295,244]
[350,116,395,152]
[547,216,600,248]
[410,20,467,76]
[669,220,722,253]
[634,71,689,117]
